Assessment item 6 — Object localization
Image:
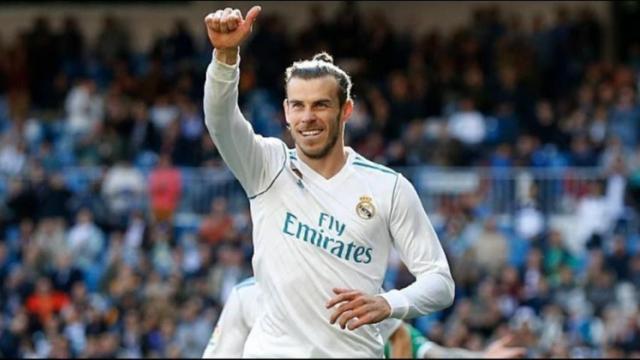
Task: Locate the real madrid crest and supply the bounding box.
[356,196,376,220]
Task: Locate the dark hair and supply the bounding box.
[285,52,352,107]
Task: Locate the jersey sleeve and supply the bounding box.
[379,174,455,319]
[202,287,250,358]
[203,50,286,197]
[418,341,483,358]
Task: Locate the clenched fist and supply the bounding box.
[204,5,261,63]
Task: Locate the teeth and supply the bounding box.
[302,130,321,136]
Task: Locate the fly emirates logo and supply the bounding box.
[282,212,373,264]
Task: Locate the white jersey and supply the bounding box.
[203,278,403,358]
[203,51,454,358]
[202,277,260,358]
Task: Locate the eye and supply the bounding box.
[291,102,303,110]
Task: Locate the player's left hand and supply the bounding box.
[483,334,527,358]
[326,288,391,330]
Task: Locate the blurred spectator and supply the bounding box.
[65,77,103,139]
[4,35,30,121]
[246,13,291,90]
[386,71,422,140]
[119,310,143,357]
[25,277,70,326]
[101,160,146,226]
[37,173,73,221]
[206,242,252,303]
[129,99,161,157]
[33,218,67,271]
[167,19,195,65]
[198,197,235,246]
[95,15,131,65]
[174,298,212,358]
[605,235,631,282]
[569,134,598,167]
[5,179,37,226]
[542,229,577,287]
[0,136,27,176]
[174,97,205,166]
[605,156,628,230]
[514,184,545,243]
[0,309,30,358]
[148,224,176,277]
[49,251,84,294]
[149,94,178,131]
[138,58,168,104]
[629,253,640,290]
[25,16,60,110]
[295,5,333,58]
[585,270,616,317]
[572,180,610,255]
[608,86,639,149]
[61,304,87,356]
[148,154,182,223]
[471,216,508,277]
[66,208,105,273]
[36,140,62,172]
[448,97,486,153]
[528,99,566,146]
[123,210,148,260]
[57,16,85,79]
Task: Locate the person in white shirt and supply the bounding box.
[202,277,259,357]
[202,278,525,359]
[202,5,454,357]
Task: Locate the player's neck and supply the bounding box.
[297,143,348,180]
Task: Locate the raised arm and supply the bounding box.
[203,5,287,197]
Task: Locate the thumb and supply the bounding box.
[244,5,262,27]
[497,334,514,346]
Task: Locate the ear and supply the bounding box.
[283,99,291,127]
[341,99,354,124]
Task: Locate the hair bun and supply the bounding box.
[312,52,334,64]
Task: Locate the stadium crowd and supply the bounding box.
[0,2,639,358]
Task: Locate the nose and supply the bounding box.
[301,108,317,123]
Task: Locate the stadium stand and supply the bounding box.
[0,2,639,358]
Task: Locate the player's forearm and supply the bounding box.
[381,271,454,319]
[203,49,240,138]
[421,343,482,359]
[203,49,268,194]
[215,47,239,65]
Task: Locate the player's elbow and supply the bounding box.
[442,273,455,309]
[413,272,455,315]
[203,106,230,139]
[434,272,455,310]
[203,89,233,129]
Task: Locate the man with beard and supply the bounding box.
[203,5,454,357]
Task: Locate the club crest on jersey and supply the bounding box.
[356,196,375,220]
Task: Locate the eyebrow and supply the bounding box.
[287,99,333,106]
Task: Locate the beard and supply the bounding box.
[294,114,342,160]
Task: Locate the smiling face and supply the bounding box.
[284,76,352,160]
